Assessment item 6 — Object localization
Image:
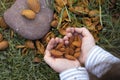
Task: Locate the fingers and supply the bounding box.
[74,27,93,37]
[44,37,64,66]
[63,33,73,45]
[66,27,75,33]
[46,38,56,51]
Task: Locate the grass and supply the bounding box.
[0,0,120,80]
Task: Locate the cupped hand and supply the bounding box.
[64,27,95,65]
[44,38,80,73]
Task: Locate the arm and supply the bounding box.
[44,38,84,79]
[60,67,89,80]
[85,46,120,78]
[65,27,120,78]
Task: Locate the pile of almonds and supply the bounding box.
[50,0,104,42]
[0,33,9,51]
[21,0,40,19]
[50,34,82,60]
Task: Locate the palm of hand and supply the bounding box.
[44,38,80,73]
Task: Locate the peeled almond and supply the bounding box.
[72,41,81,47]
[51,20,58,27]
[74,52,80,58]
[0,33,3,42]
[27,0,40,13]
[33,57,41,63]
[21,10,36,19]
[89,10,99,17]
[64,54,76,60]
[50,49,64,57]
[0,41,9,50]
[0,17,8,29]
[55,42,64,50]
[25,40,35,49]
[36,40,45,54]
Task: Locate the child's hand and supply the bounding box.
[44,38,80,73]
[64,27,95,65]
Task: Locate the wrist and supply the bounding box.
[60,67,89,80]
[81,45,96,65]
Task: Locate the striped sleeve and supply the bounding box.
[59,67,89,80]
[85,46,120,78]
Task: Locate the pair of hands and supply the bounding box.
[44,27,95,73]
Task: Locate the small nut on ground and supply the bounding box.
[0,41,9,50]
